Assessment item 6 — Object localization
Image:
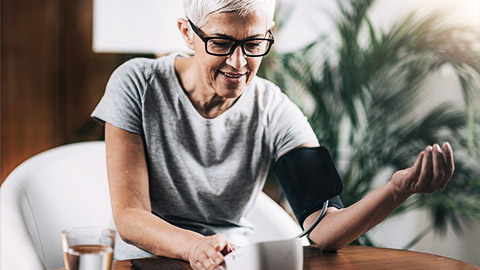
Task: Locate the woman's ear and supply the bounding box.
[269,20,276,32]
[177,18,195,51]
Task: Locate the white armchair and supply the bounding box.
[0,142,111,270]
[0,141,304,270]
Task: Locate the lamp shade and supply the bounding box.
[93,0,190,54]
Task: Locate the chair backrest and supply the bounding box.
[1,142,111,270]
[1,141,305,270]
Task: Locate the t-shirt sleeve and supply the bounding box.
[91,59,146,135]
[267,86,318,159]
[328,195,344,209]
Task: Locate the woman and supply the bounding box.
[92,0,454,269]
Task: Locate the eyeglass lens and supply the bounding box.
[206,38,272,56]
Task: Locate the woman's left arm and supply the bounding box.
[304,143,454,251]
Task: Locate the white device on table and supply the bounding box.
[221,200,329,270]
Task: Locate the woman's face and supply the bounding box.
[191,12,271,99]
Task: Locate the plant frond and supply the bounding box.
[263,0,480,245]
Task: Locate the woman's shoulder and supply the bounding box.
[108,58,152,84]
[251,76,283,97]
[251,76,289,105]
[114,54,178,75]
[116,57,153,72]
[109,54,181,88]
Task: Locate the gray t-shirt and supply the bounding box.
[92,53,317,249]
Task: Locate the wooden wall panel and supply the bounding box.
[64,0,119,143]
[1,0,60,181]
[1,0,125,183]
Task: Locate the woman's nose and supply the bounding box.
[225,46,247,69]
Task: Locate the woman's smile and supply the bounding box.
[218,70,248,85]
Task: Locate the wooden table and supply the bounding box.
[110,245,479,270]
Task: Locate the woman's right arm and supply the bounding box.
[105,123,231,269]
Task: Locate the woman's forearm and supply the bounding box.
[306,144,453,251]
[305,181,410,251]
[114,207,204,261]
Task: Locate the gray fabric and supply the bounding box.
[92,53,317,250]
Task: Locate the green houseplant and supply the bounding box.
[260,0,480,247]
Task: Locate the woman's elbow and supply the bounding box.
[309,236,350,252]
[111,210,138,244]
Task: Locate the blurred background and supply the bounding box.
[1,0,479,266]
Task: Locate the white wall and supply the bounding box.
[93,0,188,54]
[276,0,479,52]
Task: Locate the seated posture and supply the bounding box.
[91,0,454,269]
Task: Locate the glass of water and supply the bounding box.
[61,227,115,270]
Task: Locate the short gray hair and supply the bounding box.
[183,0,276,27]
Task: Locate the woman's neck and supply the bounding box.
[174,57,238,119]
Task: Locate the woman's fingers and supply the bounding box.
[414,146,433,192]
[189,234,229,270]
[391,143,455,196]
[429,144,446,192]
[410,150,424,188]
[206,236,227,265]
[441,142,455,188]
[413,143,454,194]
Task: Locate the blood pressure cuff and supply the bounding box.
[275,146,344,227]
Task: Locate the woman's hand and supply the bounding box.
[390,142,454,197]
[188,234,235,270]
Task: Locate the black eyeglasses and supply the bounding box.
[188,19,274,57]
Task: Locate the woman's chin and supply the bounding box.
[218,88,244,99]
[215,81,246,99]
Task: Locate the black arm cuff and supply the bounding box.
[274,146,343,226]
